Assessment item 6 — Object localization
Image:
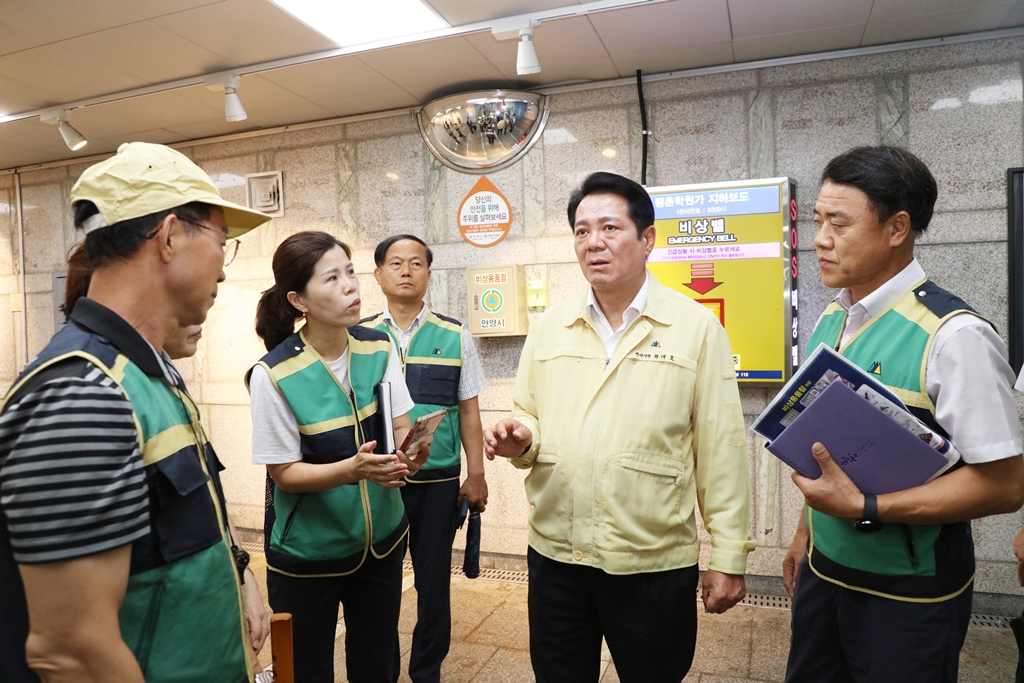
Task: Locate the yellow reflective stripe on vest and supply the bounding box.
[348,334,392,356]
[426,314,463,335]
[267,350,319,381]
[295,397,380,436]
[404,356,462,367]
[142,423,199,467]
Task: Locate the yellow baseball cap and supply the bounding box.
[70,142,272,238]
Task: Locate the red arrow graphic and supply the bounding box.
[684,262,721,294]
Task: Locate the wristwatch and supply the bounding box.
[854,493,883,533]
[231,544,251,583]
[254,670,274,683]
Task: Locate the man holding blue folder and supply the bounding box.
[783,145,1024,683]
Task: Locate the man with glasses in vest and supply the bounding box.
[783,145,1024,682]
[0,142,272,683]
[362,234,489,683]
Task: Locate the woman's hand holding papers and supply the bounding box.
[792,442,865,521]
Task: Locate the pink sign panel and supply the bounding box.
[647,242,781,263]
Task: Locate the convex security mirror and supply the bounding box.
[418,90,549,173]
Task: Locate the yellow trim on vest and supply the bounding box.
[142,423,199,467]
[370,525,410,559]
[1,351,127,412]
[805,505,975,603]
[297,414,357,435]
[404,475,460,484]
[109,354,130,384]
[404,356,462,367]
[348,334,393,356]
[426,315,463,335]
[267,350,319,382]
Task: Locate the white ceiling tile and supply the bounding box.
[1001,0,1024,24]
[242,101,336,128]
[609,41,736,75]
[106,0,224,19]
[92,128,189,147]
[315,89,419,117]
[862,3,1015,44]
[869,0,1013,21]
[0,22,47,56]
[732,23,865,62]
[424,0,579,26]
[154,0,338,65]
[61,22,237,84]
[261,56,403,102]
[0,116,83,152]
[464,16,617,82]
[728,0,873,39]
[0,75,56,117]
[356,36,508,99]
[0,44,147,106]
[175,75,315,113]
[0,0,141,42]
[66,91,224,139]
[590,0,732,51]
[0,139,64,170]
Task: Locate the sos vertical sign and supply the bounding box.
[645,178,798,386]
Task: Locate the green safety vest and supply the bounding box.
[3,320,250,683]
[247,327,407,577]
[804,279,978,602]
[361,311,464,482]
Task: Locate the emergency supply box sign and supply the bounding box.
[646,178,798,385]
[466,264,530,337]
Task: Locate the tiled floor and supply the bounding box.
[249,554,1019,682]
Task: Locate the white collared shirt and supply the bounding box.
[380,302,488,402]
[829,259,1022,464]
[587,272,650,358]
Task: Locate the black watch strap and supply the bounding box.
[231,544,250,583]
[854,493,882,533]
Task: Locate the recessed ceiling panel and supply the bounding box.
[154,0,338,65]
[0,75,56,118]
[176,75,315,114]
[727,0,873,39]
[0,0,140,43]
[261,56,403,102]
[106,0,225,19]
[62,22,236,84]
[1002,0,1024,25]
[732,24,865,62]
[0,44,146,105]
[0,139,61,169]
[868,0,1013,22]
[357,36,508,100]
[316,89,420,117]
[862,3,1014,44]
[68,91,224,139]
[590,0,732,52]
[0,22,47,57]
[424,0,582,25]
[610,41,736,74]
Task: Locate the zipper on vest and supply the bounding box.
[135,579,166,676]
[279,496,305,545]
[342,360,374,555]
[900,524,919,569]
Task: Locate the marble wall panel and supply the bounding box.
[652,93,749,186]
[354,133,426,250]
[877,73,909,148]
[645,70,759,102]
[523,139,546,238]
[273,144,341,240]
[747,89,774,180]
[346,112,418,140]
[337,140,359,250]
[547,84,639,113]
[908,63,1023,213]
[542,108,632,235]
[20,183,70,276]
[775,79,878,219]
[196,155,256,219]
[917,242,1008,338]
[919,209,1006,245]
[795,250,837,361]
[973,511,1024,563]
[759,35,1024,88]
[476,336,526,381]
[209,403,264,530]
[204,278,270,384]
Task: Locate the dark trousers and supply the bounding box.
[527,547,699,683]
[785,557,972,683]
[267,539,405,683]
[396,479,460,683]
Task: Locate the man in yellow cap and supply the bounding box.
[0,143,272,683]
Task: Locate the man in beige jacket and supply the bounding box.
[486,171,755,683]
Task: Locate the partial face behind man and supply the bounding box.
[374,238,431,305]
[572,193,656,293]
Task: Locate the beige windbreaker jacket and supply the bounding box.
[509,274,756,575]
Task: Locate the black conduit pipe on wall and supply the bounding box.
[636,69,649,186]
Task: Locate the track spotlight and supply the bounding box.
[39,109,88,151]
[205,73,247,122]
[223,75,247,122]
[516,28,541,75]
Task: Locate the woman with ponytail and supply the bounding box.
[248,230,422,683]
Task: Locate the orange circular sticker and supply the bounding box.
[458,175,512,248]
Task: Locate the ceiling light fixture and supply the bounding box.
[39,109,88,151]
[205,73,247,122]
[492,18,542,76]
[516,28,541,75]
[269,0,448,47]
